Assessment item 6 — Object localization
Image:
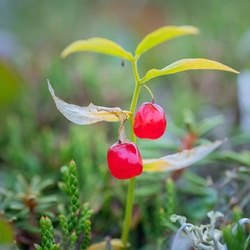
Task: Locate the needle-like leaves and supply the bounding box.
[61,37,133,61]
[135,26,199,57]
[48,81,131,125]
[140,58,239,83]
[143,139,225,172]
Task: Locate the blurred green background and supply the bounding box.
[0,1,250,249]
[1,0,250,131]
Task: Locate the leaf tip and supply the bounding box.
[70,159,76,165]
[221,66,239,74]
[232,69,240,74]
[47,80,55,97]
[61,48,69,58]
[61,42,79,58]
[182,25,200,35]
[47,79,51,88]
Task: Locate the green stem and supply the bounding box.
[129,83,141,142]
[121,177,136,245]
[121,59,141,247]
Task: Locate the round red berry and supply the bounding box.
[133,102,167,139]
[107,141,143,180]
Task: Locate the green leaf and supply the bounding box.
[0,218,14,244]
[140,58,239,83]
[16,175,29,193]
[214,151,250,166]
[50,244,60,250]
[135,26,199,57]
[183,170,207,186]
[61,37,133,61]
[38,179,55,191]
[196,115,224,136]
[223,220,250,250]
[30,176,41,192]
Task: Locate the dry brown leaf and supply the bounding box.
[48,81,131,125]
[143,139,225,172]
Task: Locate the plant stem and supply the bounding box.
[129,83,141,142]
[121,59,141,247]
[129,59,141,136]
[121,177,136,245]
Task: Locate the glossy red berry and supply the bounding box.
[107,141,143,180]
[133,102,167,139]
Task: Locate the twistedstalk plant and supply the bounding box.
[48,26,238,248]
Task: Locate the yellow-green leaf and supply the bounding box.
[143,139,225,172]
[0,218,14,245]
[48,81,131,125]
[140,58,239,83]
[87,239,127,250]
[135,26,199,57]
[61,37,133,61]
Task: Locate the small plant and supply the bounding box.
[170,211,250,250]
[47,25,238,248]
[34,160,93,250]
[223,218,250,250]
[0,175,58,248]
[0,175,57,219]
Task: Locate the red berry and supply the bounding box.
[133,102,167,139]
[107,141,143,180]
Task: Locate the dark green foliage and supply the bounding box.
[34,216,60,250]
[68,161,81,233]
[0,3,250,249]
[0,175,57,228]
[59,214,70,249]
[34,161,93,250]
[58,161,93,249]
[40,216,55,249]
[169,212,250,250]
[223,221,250,250]
[80,219,91,249]
[160,178,178,232]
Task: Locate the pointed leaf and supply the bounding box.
[214,151,250,166]
[37,179,55,191]
[48,81,131,125]
[16,175,29,192]
[135,26,199,57]
[61,38,133,61]
[143,139,225,172]
[140,58,239,83]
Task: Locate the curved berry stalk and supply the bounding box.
[107,116,143,180]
